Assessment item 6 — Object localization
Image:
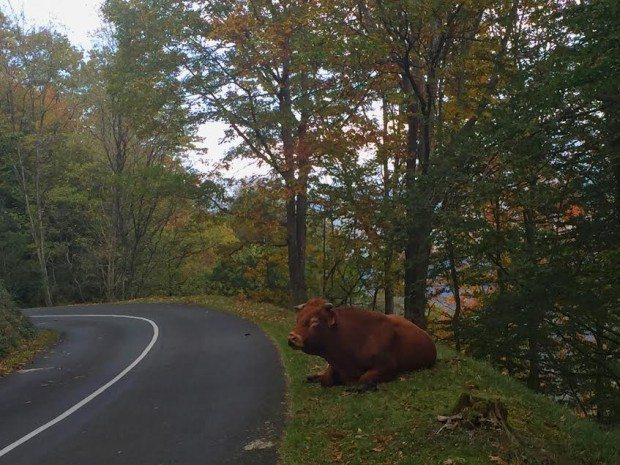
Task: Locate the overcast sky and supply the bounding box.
[0,0,103,49]
[0,0,264,177]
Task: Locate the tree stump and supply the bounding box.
[437,392,518,443]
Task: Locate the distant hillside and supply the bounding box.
[0,281,35,358]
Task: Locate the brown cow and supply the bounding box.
[287,297,437,388]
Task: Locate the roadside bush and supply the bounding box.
[0,280,35,358]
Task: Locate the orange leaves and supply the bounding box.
[564,204,585,219]
[3,82,74,135]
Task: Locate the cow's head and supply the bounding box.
[287,298,336,354]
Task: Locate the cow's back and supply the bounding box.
[332,308,396,360]
[333,309,436,372]
[387,314,437,370]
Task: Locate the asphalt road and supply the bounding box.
[0,303,285,465]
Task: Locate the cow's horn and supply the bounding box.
[294,304,304,311]
[325,302,334,309]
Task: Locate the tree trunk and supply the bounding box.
[322,213,327,296]
[403,157,433,326]
[594,327,608,422]
[34,145,53,307]
[446,235,463,351]
[401,68,436,328]
[13,147,53,306]
[107,183,125,300]
[103,113,129,301]
[280,54,309,306]
[295,191,308,303]
[285,181,308,305]
[402,76,423,326]
[383,248,395,315]
[492,196,507,294]
[404,224,432,327]
[35,193,53,307]
[600,90,620,225]
[526,312,543,391]
[384,281,394,315]
[523,207,543,391]
[380,95,395,316]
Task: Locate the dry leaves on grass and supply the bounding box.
[329,431,344,463]
[371,433,394,453]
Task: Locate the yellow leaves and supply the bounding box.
[209,6,251,43]
[0,330,59,377]
[208,0,307,64]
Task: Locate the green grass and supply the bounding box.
[0,329,59,377]
[133,295,619,465]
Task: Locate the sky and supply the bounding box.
[0,0,263,177]
[0,0,103,50]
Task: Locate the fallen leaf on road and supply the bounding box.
[243,439,274,451]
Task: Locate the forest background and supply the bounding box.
[0,0,617,425]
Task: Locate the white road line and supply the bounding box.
[0,314,159,458]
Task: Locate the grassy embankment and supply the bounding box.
[0,329,59,377]
[139,295,618,465]
[0,283,59,377]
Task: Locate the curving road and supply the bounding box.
[0,303,285,465]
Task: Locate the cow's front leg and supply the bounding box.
[346,367,394,393]
[306,365,341,387]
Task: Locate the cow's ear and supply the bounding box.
[293,304,304,312]
[325,304,337,327]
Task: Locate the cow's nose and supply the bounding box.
[288,332,302,349]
